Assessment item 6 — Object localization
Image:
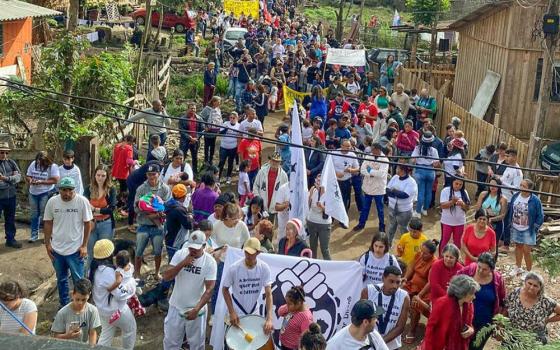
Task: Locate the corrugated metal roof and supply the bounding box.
[0,0,61,22]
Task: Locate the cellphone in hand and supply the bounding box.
[70,321,80,331]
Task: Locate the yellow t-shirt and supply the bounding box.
[396,232,428,265]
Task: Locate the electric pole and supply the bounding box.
[527,0,560,170]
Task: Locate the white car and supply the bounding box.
[223,27,248,51]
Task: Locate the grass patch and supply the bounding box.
[166,72,229,117]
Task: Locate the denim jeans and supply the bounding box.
[0,196,17,242]
[415,168,436,214]
[136,225,164,257]
[358,194,385,232]
[86,219,113,272]
[351,175,364,212]
[338,179,352,211]
[235,81,247,112]
[52,250,84,306]
[29,191,50,240]
[228,77,237,98]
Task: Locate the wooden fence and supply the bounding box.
[119,56,171,148]
[399,68,529,180]
[402,62,455,94]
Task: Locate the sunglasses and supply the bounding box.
[0,151,9,155]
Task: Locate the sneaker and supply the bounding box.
[5,240,22,249]
[352,225,365,232]
[412,212,421,218]
[226,177,232,185]
[28,238,38,243]
[422,210,428,216]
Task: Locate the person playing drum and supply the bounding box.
[162,231,217,350]
[222,237,274,334]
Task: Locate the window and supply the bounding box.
[533,58,560,102]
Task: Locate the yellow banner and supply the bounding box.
[224,0,260,19]
[282,85,329,114]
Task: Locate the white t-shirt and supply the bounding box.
[212,221,250,260]
[444,153,463,177]
[326,325,389,350]
[387,175,418,212]
[169,249,217,314]
[116,264,137,299]
[411,146,439,166]
[220,121,240,150]
[501,165,523,202]
[239,119,264,134]
[440,187,470,226]
[43,194,94,256]
[346,81,360,95]
[332,150,359,181]
[58,164,84,196]
[162,162,194,185]
[275,183,291,240]
[367,284,408,350]
[222,258,272,316]
[512,195,530,231]
[26,161,60,195]
[238,171,250,195]
[359,252,400,286]
[92,265,134,316]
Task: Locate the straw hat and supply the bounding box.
[93,239,115,259]
[0,142,10,151]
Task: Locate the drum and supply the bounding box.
[225,314,274,350]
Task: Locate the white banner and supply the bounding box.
[320,155,350,227]
[289,102,309,226]
[325,48,367,67]
[209,248,363,349]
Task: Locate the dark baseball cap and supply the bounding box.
[351,300,384,322]
[146,164,161,173]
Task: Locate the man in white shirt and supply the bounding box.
[162,231,217,350]
[361,266,409,349]
[326,299,389,350]
[500,149,523,253]
[124,100,170,153]
[355,143,389,232]
[332,139,360,218]
[274,182,290,241]
[239,108,264,136]
[222,238,274,334]
[44,177,93,308]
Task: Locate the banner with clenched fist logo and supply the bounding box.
[209,247,363,349]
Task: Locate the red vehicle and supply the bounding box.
[130,8,196,33]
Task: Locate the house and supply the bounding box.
[449,1,560,139]
[0,0,60,82]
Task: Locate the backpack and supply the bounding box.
[361,252,395,282]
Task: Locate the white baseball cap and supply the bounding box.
[185,230,206,250]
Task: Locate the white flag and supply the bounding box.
[289,102,309,225]
[209,247,363,350]
[320,155,349,227]
[392,9,401,26]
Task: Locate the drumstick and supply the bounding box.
[236,325,254,343]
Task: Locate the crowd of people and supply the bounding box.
[0,1,560,350]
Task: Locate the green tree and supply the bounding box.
[406,0,451,79]
[0,34,135,152]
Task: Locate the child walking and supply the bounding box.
[238,160,252,206]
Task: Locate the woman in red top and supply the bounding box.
[461,209,496,265]
[429,243,464,305]
[111,135,136,193]
[402,239,438,344]
[237,127,262,187]
[279,285,314,350]
[421,275,479,350]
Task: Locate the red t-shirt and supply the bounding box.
[111,142,133,180]
[278,305,314,349]
[238,139,262,171]
[267,168,278,206]
[314,129,326,144]
[462,225,496,265]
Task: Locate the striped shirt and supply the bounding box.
[0,298,37,334]
[279,305,314,349]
